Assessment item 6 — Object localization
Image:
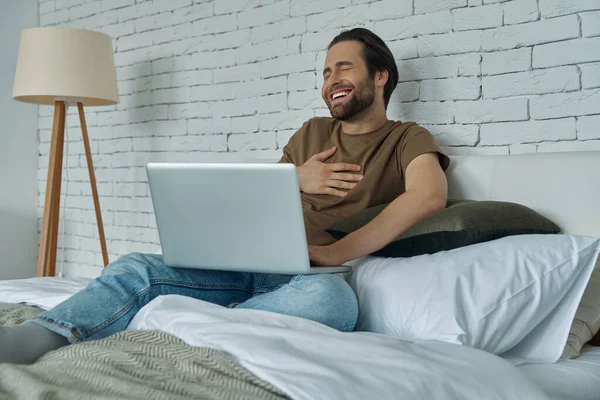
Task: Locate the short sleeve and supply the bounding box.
[278,151,294,164]
[277,120,310,165]
[397,125,450,180]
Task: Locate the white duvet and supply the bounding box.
[127,294,550,400]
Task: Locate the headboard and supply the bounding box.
[250,150,600,238]
[445,151,600,237]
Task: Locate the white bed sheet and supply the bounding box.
[518,345,600,400]
[0,276,91,309]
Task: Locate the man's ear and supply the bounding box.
[376,69,389,88]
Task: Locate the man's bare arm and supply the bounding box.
[331,152,448,262]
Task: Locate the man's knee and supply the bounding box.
[101,252,160,278]
[290,274,358,332]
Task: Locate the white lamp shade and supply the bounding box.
[12,27,119,106]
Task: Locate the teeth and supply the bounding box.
[332,91,349,100]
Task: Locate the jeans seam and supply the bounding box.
[36,316,83,342]
[251,274,267,294]
[81,286,151,338]
[149,278,251,291]
[81,279,255,338]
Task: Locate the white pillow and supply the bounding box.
[349,234,600,363]
[562,256,600,358]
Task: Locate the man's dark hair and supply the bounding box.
[328,28,399,108]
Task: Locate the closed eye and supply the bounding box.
[322,61,354,79]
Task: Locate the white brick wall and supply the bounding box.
[37,0,600,277]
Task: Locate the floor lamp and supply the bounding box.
[12,27,119,277]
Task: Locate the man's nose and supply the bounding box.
[328,70,342,86]
[327,73,342,92]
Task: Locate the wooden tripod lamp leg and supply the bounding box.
[78,102,109,267]
[38,101,66,277]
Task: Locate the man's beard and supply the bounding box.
[327,77,376,121]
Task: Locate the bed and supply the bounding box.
[0,150,599,400]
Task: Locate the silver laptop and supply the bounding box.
[146,163,352,275]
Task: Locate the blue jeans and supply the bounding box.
[30,253,358,343]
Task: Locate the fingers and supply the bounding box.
[327,180,358,190]
[328,163,362,172]
[312,146,337,162]
[330,173,363,182]
[324,187,348,197]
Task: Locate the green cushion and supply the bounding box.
[325,200,561,258]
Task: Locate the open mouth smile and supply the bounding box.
[329,88,353,105]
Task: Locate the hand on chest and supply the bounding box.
[319,140,379,177]
[306,141,400,200]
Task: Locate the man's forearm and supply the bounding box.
[332,190,446,262]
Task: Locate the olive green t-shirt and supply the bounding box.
[279,117,450,246]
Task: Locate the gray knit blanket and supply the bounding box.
[0,303,289,400]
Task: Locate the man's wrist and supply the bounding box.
[330,239,357,264]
